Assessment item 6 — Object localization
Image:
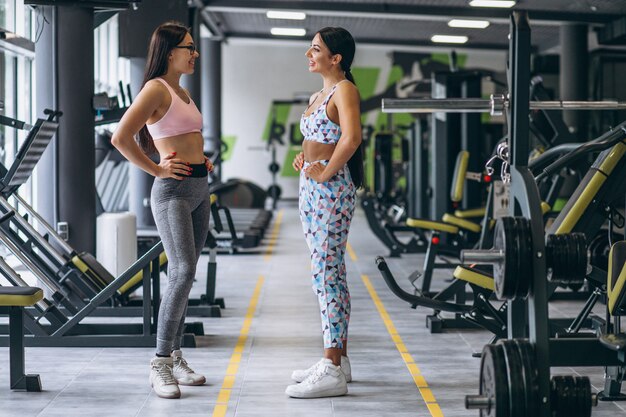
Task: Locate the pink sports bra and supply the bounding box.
[146,78,202,140]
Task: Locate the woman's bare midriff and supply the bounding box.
[303,140,336,162]
[153,132,205,164]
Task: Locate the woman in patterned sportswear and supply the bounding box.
[286,27,364,399]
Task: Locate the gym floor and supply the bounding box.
[1,203,625,417]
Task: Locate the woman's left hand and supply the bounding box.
[304,162,329,183]
[204,156,214,172]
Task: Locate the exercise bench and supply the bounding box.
[0,286,43,391]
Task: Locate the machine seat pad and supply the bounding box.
[405,218,459,234]
[0,287,43,307]
[599,333,626,352]
[453,266,494,291]
[454,207,486,219]
[442,214,482,233]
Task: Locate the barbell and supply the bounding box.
[382,94,626,116]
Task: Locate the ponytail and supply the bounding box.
[341,65,362,189]
[344,67,355,84]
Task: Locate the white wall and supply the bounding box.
[221,38,507,199]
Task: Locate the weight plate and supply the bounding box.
[515,218,533,297]
[566,234,577,283]
[508,218,523,298]
[494,217,518,300]
[563,375,576,417]
[551,375,575,417]
[574,376,592,417]
[547,234,565,283]
[547,233,588,284]
[588,232,610,270]
[498,340,526,417]
[480,344,510,417]
[513,340,539,416]
[573,233,588,284]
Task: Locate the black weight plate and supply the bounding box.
[552,375,575,417]
[564,234,576,283]
[573,233,588,283]
[494,217,517,300]
[548,234,567,283]
[498,340,526,417]
[515,218,532,297]
[550,376,565,417]
[588,232,610,270]
[574,376,592,417]
[480,344,510,417]
[493,218,506,298]
[569,234,580,282]
[508,218,523,298]
[546,234,560,282]
[513,340,539,416]
[564,375,576,417]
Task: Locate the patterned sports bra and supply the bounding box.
[300,80,348,145]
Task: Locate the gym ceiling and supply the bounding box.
[197,0,626,51]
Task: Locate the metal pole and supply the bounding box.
[560,23,588,140]
[509,12,552,416]
[201,37,222,181]
[11,194,74,256]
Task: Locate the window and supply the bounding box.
[0,1,35,203]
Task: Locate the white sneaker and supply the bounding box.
[291,356,352,383]
[171,350,206,386]
[285,359,348,398]
[150,357,181,399]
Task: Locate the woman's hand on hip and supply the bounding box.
[204,156,214,172]
[156,152,191,180]
[292,151,304,171]
[304,161,329,183]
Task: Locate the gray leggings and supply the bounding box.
[151,175,211,356]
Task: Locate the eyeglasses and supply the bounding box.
[174,45,197,55]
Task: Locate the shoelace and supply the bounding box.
[304,364,329,384]
[153,363,177,385]
[174,357,194,374]
[305,359,325,375]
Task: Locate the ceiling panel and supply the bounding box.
[201,0,626,50]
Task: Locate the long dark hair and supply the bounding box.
[318,27,364,189]
[137,21,190,155]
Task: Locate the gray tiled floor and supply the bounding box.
[1,203,626,416]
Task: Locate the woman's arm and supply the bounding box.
[110,82,188,179]
[305,83,361,182]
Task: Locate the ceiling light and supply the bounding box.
[448,19,490,29]
[431,35,469,44]
[271,27,306,37]
[266,11,306,20]
[469,0,516,8]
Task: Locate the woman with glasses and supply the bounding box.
[111,21,212,399]
[287,27,364,399]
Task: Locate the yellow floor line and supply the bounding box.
[361,274,444,417]
[263,209,284,262]
[212,208,283,416]
[211,276,265,417]
[346,242,357,262]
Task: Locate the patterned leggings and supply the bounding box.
[299,160,356,349]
